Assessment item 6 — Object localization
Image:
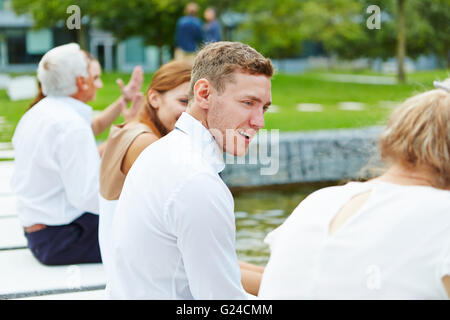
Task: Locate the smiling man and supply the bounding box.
[108,42,273,299]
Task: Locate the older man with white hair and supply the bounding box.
[11,43,143,265]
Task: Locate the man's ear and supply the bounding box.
[76,76,89,91]
[193,78,211,110]
[147,90,161,109]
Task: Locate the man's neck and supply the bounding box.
[375,163,435,187]
[71,92,88,103]
[186,105,208,129]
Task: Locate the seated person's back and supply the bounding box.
[11,43,143,266]
[259,79,450,299]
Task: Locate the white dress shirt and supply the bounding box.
[11,96,100,227]
[108,112,248,300]
[258,180,450,299]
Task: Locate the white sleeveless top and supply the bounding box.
[98,122,155,286]
[258,180,450,300]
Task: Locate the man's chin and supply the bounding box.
[229,147,249,158]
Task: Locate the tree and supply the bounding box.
[12,0,218,66]
[234,0,364,60]
[92,0,184,66]
[417,0,450,68]
[233,0,305,59]
[396,0,406,83]
[12,0,95,49]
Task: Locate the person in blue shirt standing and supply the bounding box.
[204,7,222,43]
[174,2,203,64]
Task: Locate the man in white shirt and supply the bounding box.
[11,43,143,265]
[108,41,273,299]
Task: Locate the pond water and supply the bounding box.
[232,183,336,266]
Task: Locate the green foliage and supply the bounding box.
[12,0,209,50]
[234,0,304,58]
[11,0,449,64]
[348,0,433,60]
[94,0,234,47]
[236,0,365,59]
[12,0,92,27]
[234,0,448,63]
[417,0,450,67]
[92,0,182,47]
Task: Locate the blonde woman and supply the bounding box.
[258,79,450,299]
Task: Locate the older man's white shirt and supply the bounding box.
[108,112,247,300]
[11,96,100,227]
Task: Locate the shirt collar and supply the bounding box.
[48,96,93,124]
[175,112,225,173]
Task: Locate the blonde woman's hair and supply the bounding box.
[378,78,450,188]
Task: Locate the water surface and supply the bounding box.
[233,183,336,266]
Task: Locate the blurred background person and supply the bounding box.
[174,2,203,64]
[99,60,191,279]
[203,7,222,43]
[258,79,450,299]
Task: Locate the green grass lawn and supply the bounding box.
[0,69,448,143]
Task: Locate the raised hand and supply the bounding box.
[121,92,144,122]
[116,66,144,103]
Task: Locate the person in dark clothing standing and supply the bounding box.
[204,7,222,43]
[174,2,203,64]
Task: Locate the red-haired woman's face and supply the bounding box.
[156,82,190,131]
[84,60,103,102]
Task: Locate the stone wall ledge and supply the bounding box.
[221,126,384,188]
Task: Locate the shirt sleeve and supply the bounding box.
[168,172,248,300]
[56,127,100,214]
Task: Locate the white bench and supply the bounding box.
[0,194,18,218]
[0,161,107,300]
[0,161,14,195]
[0,216,27,250]
[16,289,106,300]
[0,248,105,299]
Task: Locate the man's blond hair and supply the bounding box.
[188,41,274,101]
[379,78,450,188]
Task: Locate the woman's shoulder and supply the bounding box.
[110,121,151,137]
[303,181,367,203]
[127,131,159,153]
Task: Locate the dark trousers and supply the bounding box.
[24,213,102,266]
